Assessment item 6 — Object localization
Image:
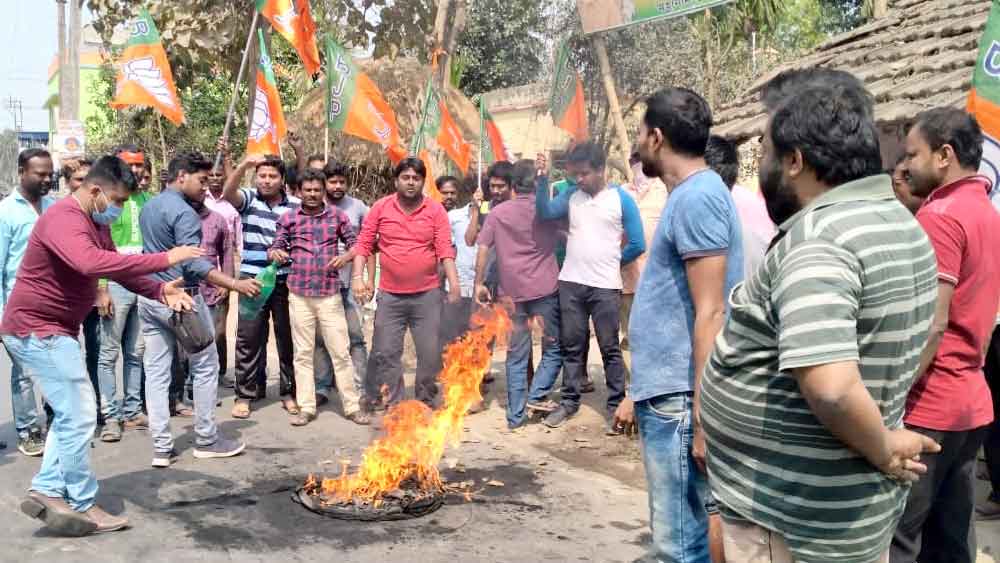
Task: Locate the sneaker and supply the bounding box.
[123,414,149,430]
[543,407,574,428]
[100,421,123,443]
[151,449,179,468]
[605,419,624,436]
[83,505,128,533]
[193,437,246,460]
[20,491,97,537]
[17,430,44,457]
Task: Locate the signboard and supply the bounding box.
[53,119,86,160]
[577,0,733,35]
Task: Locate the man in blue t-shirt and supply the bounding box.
[616,88,743,562]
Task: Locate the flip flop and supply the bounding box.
[231,401,251,419]
[282,399,301,416]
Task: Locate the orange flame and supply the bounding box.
[315,305,511,502]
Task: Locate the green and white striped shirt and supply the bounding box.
[702,175,938,563]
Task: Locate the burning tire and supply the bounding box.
[293,479,445,521]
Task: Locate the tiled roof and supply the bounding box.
[713,0,989,142]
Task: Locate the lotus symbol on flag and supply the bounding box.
[122,57,175,108]
[367,100,391,143]
[274,4,299,34]
[250,86,274,142]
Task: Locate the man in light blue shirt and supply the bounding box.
[618,88,743,562]
[0,148,55,457]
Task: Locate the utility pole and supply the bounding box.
[66,0,81,121]
[56,0,70,121]
[7,98,24,134]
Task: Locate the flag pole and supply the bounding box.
[411,77,434,155]
[478,97,484,194]
[215,9,260,170]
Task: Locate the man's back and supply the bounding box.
[480,194,560,303]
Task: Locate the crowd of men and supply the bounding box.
[2,66,1000,563]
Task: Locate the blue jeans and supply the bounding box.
[98,282,144,421]
[139,295,219,454]
[315,287,368,399]
[4,340,40,439]
[636,392,709,563]
[2,334,98,511]
[505,292,562,428]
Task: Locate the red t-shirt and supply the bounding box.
[905,175,1000,431]
[1,197,169,339]
[354,194,456,294]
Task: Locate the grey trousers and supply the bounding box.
[369,289,442,407]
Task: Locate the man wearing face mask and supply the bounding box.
[0,148,55,457]
[95,145,154,443]
[139,151,261,470]
[1,155,201,536]
[700,73,941,562]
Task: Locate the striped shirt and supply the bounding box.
[701,175,938,563]
[236,188,300,278]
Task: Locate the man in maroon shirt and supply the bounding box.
[891,108,1000,563]
[1,156,201,536]
[352,157,460,409]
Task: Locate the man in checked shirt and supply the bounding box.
[268,168,367,427]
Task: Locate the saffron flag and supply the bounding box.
[480,102,509,165]
[418,82,472,173]
[969,0,1000,201]
[246,30,287,157]
[257,0,321,75]
[109,8,185,125]
[549,40,588,142]
[325,37,404,162]
[419,149,442,202]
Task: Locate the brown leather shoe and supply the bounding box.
[20,491,97,537]
[83,504,129,533]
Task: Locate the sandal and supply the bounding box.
[282,399,300,416]
[174,405,194,418]
[231,400,251,419]
[346,411,371,426]
[290,412,316,427]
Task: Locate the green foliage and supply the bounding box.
[455,0,548,96]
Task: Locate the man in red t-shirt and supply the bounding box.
[351,157,460,409]
[891,108,1000,563]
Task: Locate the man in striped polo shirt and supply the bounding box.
[222,154,300,419]
[701,73,941,563]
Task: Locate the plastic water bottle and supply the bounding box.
[238,262,278,320]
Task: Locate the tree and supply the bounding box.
[455,0,547,96]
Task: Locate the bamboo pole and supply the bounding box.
[215,9,260,170]
[156,113,168,170]
[592,34,633,182]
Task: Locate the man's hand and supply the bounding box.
[288,131,304,154]
[692,425,707,473]
[161,278,195,312]
[327,254,350,270]
[612,398,637,436]
[472,189,483,208]
[96,287,114,318]
[535,152,548,176]
[353,280,373,304]
[167,245,206,266]
[239,154,266,170]
[216,136,230,158]
[474,284,492,307]
[877,428,941,483]
[268,249,291,265]
[446,286,461,305]
[232,278,262,298]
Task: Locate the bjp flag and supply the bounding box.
[969,0,1000,201]
[257,0,321,75]
[419,82,472,173]
[549,40,588,142]
[481,103,510,164]
[246,30,287,157]
[419,149,442,202]
[109,8,185,125]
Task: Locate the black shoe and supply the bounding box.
[543,407,574,428]
[316,394,330,407]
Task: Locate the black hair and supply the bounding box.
[165,150,212,184]
[762,68,874,120]
[306,154,325,166]
[435,175,460,191]
[705,135,739,189]
[256,155,286,178]
[511,159,537,194]
[769,86,882,187]
[112,143,143,156]
[565,142,607,170]
[642,88,712,158]
[393,157,427,180]
[911,107,984,170]
[62,158,93,181]
[85,155,137,192]
[487,161,515,187]
[18,148,51,171]
[323,160,349,180]
[284,163,300,188]
[298,168,326,188]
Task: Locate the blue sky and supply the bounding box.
[0,3,92,132]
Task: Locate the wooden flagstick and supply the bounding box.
[215,9,260,170]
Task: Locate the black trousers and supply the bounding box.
[234,278,295,400]
[370,289,442,407]
[440,295,474,349]
[557,280,625,417]
[890,425,991,563]
[983,326,1000,496]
